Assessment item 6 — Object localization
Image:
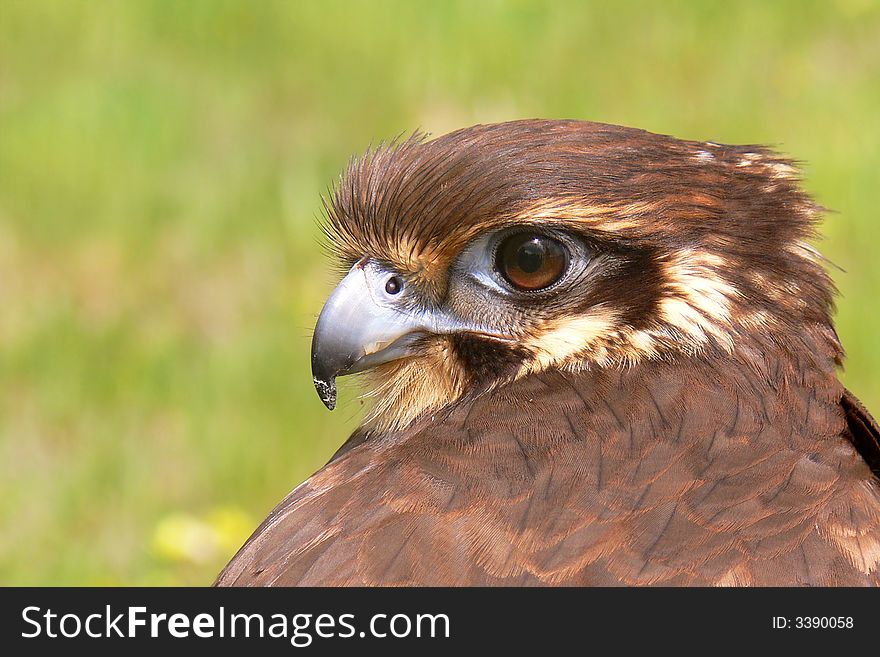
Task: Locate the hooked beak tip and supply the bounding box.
[313,376,337,411]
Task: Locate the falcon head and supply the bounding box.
[312,120,836,431]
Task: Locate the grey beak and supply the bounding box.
[311,261,447,410]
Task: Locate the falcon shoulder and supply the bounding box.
[216,350,880,586]
[842,388,880,479]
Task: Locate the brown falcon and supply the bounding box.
[217,120,880,586]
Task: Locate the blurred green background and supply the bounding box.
[1,0,878,585]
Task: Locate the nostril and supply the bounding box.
[385,276,403,295]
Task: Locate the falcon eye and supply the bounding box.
[496,233,568,291]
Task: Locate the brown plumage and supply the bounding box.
[217,120,880,586]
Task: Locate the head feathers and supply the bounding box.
[320,120,840,430]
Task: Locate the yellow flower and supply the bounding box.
[151,506,253,565]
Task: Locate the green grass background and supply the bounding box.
[1,0,878,585]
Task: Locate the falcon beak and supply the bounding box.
[311,260,454,410]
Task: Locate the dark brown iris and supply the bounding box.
[496,233,567,291]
